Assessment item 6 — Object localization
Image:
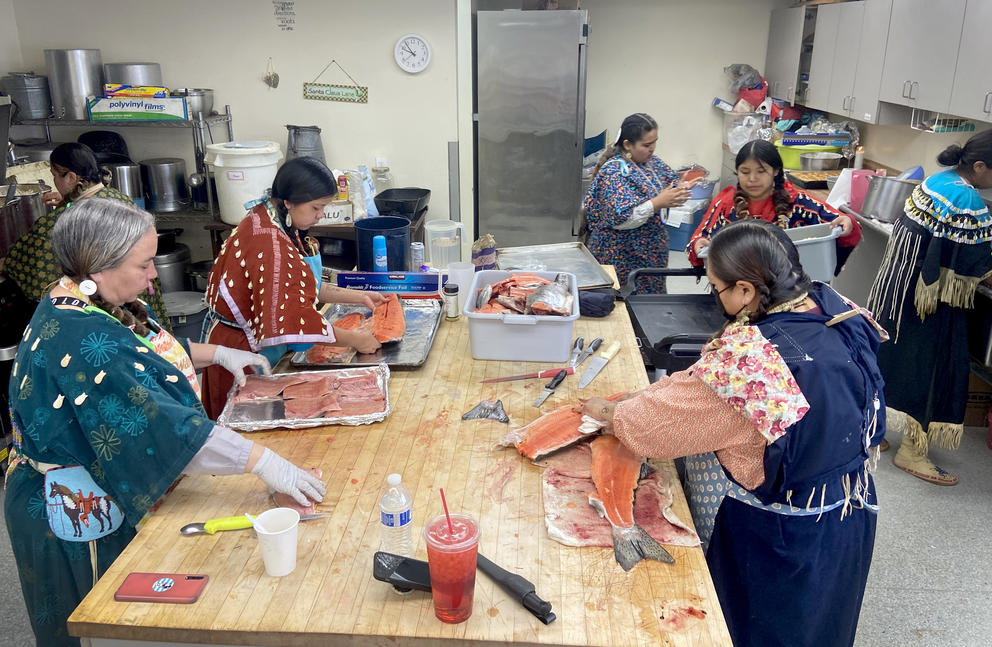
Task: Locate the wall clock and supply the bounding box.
[394,33,431,74]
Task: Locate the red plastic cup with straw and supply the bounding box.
[424,488,480,623]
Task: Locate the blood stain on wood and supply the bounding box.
[487,606,499,617]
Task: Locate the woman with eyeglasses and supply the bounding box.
[582,113,692,294]
[580,220,885,647]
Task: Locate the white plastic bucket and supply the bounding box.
[205,140,283,225]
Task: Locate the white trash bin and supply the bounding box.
[205,140,283,225]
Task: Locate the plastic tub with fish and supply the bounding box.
[464,270,579,363]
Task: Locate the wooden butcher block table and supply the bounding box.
[69,269,733,647]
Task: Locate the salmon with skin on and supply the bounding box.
[498,392,627,460]
[370,293,406,343]
[587,435,674,570]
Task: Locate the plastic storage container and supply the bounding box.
[464,270,580,363]
[379,473,413,556]
[205,141,283,225]
[698,222,840,283]
[774,141,841,170]
[163,291,207,341]
[785,223,842,282]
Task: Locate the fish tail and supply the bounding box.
[612,524,675,571]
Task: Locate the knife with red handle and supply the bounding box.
[480,367,575,384]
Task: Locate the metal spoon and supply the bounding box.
[180,513,326,535]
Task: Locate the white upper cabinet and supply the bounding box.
[948,0,992,121]
[878,0,966,111]
[805,4,842,111]
[764,7,806,105]
[849,0,892,123]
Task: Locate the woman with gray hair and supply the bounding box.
[4,197,326,647]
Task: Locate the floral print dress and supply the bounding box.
[583,155,679,294]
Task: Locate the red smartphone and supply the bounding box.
[114,573,209,604]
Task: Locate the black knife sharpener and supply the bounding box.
[372,551,556,624]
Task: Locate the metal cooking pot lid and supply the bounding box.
[164,291,206,317]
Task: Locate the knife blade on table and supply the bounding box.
[578,340,621,389]
[567,337,584,367]
[480,366,574,384]
[372,551,556,624]
[571,337,602,368]
[532,369,568,407]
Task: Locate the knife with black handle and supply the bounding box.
[372,551,556,624]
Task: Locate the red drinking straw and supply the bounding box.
[439,487,454,535]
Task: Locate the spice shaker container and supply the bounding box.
[444,284,460,321]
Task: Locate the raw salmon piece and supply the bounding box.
[499,392,627,460]
[306,344,357,364]
[588,435,674,570]
[283,376,335,399]
[284,396,332,419]
[370,293,406,343]
[541,468,699,549]
[332,312,367,330]
[234,375,308,401]
[338,395,387,416]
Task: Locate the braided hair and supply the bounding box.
[270,156,338,221]
[50,197,156,336]
[49,142,108,202]
[707,219,811,322]
[733,140,792,226]
[591,113,658,180]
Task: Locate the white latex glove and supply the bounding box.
[250,448,326,506]
[212,346,272,387]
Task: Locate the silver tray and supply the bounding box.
[496,242,614,290]
[217,365,390,432]
[290,297,442,369]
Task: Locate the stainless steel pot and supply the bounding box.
[800,152,843,171]
[860,176,921,223]
[152,242,191,293]
[286,125,325,162]
[103,62,162,87]
[1,74,52,119]
[0,183,46,257]
[44,49,103,120]
[101,161,143,202]
[140,158,189,212]
[172,88,214,118]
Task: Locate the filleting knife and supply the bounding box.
[532,369,568,407]
[571,337,602,368]
[577,340,621,389]
[567,337,584,367]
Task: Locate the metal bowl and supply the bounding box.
[172,87,214,118]
[799,152,843,171]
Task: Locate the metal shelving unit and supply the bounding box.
[13,106,235,215]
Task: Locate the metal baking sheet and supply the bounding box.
[496,242,614,290]
[217,364,391,432]
[290,298,442,369]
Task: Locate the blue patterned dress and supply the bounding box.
[583,155,679,294]
[4,296,213,647]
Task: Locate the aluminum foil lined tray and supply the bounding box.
[496,242,615,290]
[216,364,391,432]
[290,298,442,369]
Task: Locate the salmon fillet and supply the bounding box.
[234,375,307,401]
[283,376,335,399]
[370,293,405,343]
[499,392,627,460]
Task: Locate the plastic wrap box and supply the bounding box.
[463,270,579,363]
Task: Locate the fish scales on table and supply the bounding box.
[498,392,626,460]
[588,435,675,570]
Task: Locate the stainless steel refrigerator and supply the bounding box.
[475,10,588,248]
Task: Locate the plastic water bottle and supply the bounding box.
[379,473,413,556]
[372,157,394,194]
[372,235,388,272]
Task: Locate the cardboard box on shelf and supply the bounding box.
[964,371,992,427]
[318,200,353,225]
[87,97,187,121]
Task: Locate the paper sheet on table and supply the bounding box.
[827,168,853,210]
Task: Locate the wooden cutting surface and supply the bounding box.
[68,269,733,647]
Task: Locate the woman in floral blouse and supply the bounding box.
[582,113,691,293]
[582,220,885,647]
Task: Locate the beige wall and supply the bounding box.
[0,0,21,73]
[10,0,460,220]
[583,0,787,183]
